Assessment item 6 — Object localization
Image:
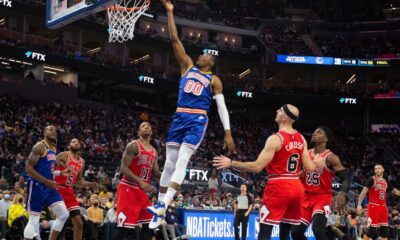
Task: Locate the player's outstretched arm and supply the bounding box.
[76,159,98,188]
[357,186,369,214]
[161,0,193,73]
[327,154,350,210]
[213,135,280,173]
[26,142,57,189]
[212,75,235,154]
[120,141,154,192]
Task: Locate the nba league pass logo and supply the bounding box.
[0,0,12,7]
[25,51,46,61]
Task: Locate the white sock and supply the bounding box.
[162,187,177,207]
[158,192,165,202]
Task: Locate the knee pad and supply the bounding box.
[50,202,69,232]
[379,226,388,238]
[24,214,40,239]
[160,146,179,187]
[170,146,195,184]
[367,227,379,239]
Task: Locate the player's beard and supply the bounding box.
[70,146,80,154]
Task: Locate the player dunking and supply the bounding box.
[116,122,160,239]
[54,138,98,240]
[291,126,350,240]
[24,125,70,240]
[148,0,235,229]
[214,104,323,240]
[357,163,400,240]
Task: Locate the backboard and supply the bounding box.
[46,0,115,29]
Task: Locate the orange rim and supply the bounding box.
[108,0,150,11]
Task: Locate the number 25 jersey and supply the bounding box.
[177,65,213,111]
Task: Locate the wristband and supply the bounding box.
[53,170,61,176]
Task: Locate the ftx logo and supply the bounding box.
[138,75,154,84]
[0,0,12,7]
[25,51,46,61]
[203,49,219,56]
[187,169,208,181]
[236,91,253,98]
[339,97,357,104]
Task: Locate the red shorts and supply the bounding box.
[116,181,153,228]
[367,203,388,227]
[300,192,332,226]
[57,186,80,212]
[260,179,304,225]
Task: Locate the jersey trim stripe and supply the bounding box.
[181,65,194,77]
[176,107,207,115]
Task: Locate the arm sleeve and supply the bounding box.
[365,177,374,189]
[335,169,350,193]
[213,94,230,130]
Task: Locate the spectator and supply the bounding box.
[86,199,104,240]
[0,190,12,240]
[84,165,95,179]
[7,194,28,230]
[347,211,358,239]
[208,171,219,200]
[97,166,108,181]
[103,203,117,240]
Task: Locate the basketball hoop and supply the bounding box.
[107,0,150,43]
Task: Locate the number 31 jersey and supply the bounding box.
[266,130,305,179]
[302,149,334,194]
[177,65,214,112]
[54,151,83,187]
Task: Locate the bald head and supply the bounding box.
[275,104,300,125]
[285,104,299,122]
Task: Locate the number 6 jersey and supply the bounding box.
[266,130,305,179]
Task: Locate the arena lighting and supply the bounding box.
[346,74,356,84]
[87,47,101,54]
[0,19,5,26]
[131,54,150,64]
[44,70,57,75]
[238,69,251,79]
[1,61,9,65]
[44,65,65,72]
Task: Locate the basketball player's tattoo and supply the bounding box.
[26,142,48,183]
[27,142,45,167]
[56,152,68,167]
[120,141,142,183]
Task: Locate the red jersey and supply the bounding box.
[266,130,305,180]
[302,149,335,194]
[121,140,155,186]
[366,176,392,205]
[54,151,83,187]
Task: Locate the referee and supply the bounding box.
[234,184,253,240]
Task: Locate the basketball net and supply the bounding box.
[107,0,150,43]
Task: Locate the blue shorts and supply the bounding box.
[26,180,63,215]
[166,112,208,149]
